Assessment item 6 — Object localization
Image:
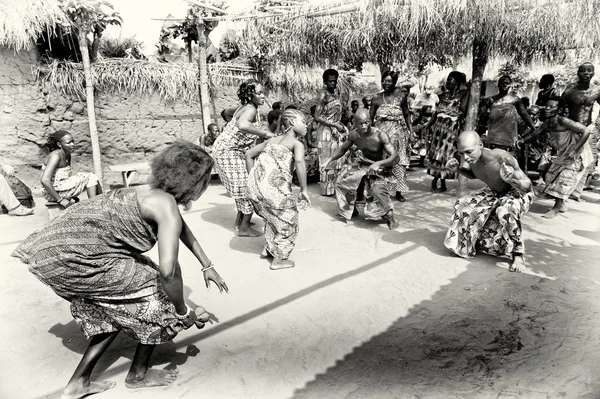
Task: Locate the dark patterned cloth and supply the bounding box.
[444,186,535,259]
[12,188,190,345]
[246,144,299,259]
[335,160,393,221]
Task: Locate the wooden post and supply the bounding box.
[196,20,212,137]
[460,39,489,196]
[77,26,103,183]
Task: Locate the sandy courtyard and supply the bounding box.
[1,170,599,399]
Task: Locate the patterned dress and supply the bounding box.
[427,91,466,179]
[12,189,191,345]
[246,144,298,260]
[374,98,411,194]
[42,165,98,202]
[316,91,344,196]
[543,128,593,200]
[213,107,262,214]
[444,187,535,259]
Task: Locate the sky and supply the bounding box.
[105,0,258,54]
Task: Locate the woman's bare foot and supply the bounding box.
[542,208,560,219]
[558,202,567,213]
[509,255,526,272]
[238,227,263,237]
[125,368,179,389]
[270,258,295,270]
[61,380,116,399]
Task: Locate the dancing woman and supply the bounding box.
[314,68,347,196]
[13,142,228,399]
[370,70,413,202]
[212,80,275,236]
[245,108,312,270]
[425,71,469,193]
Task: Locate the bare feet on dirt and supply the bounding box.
[61,380,116,399]
[509,255,526,272]
[125,368,179,389]
[542,208,560,219]
[270,259,295,270]
[8,205,33,216]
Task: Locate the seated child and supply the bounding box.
[41,130,102,208]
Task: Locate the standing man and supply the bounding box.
[444,131,534,272]
[561,62,600,195]
[483,75,536,155]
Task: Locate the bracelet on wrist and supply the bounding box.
[201,262,214,272]
[176,304,192,320]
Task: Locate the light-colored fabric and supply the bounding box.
[246,144,298,259]
[0,174,21,210]
[444,186,535,259]
[335,160,393,221]
[374,101,411,193]
[543,130,593,200]
[213,109,262,214]
[317,92,344,196]
[41,165,98,202]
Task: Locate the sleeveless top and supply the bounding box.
[213,106,262,155]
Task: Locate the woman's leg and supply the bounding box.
[61,331,119,399]
[439,178,447,192]
[125,343,179,389]
[238,212,262,237]
[431,177,438,192]
[543,197,566,219]
[86,184,101,198]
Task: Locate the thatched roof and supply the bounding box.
[34,58,367,104]
[223,0,600,69]
[0,0,67,50]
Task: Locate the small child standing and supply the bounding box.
[245,109,311,270]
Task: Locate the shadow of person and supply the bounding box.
[381,228,449,257]
[572,229,600,241]
[45,284,209,378]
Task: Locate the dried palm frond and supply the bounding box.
[0,0,68,50]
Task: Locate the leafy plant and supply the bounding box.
[99,35,146,59]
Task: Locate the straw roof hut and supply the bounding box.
[0,0,67,51]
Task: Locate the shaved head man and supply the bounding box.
[443,130,534,272]
[321,108,399,229]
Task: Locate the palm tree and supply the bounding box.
[230,0,600,194]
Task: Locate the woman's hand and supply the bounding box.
[203,267,229,293]
[335,123,346,133]
[178,307,198,329]
[368,162,382,175]
[320,159,331,173]
[298,190,311,210]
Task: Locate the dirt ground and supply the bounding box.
[1,169,599,399]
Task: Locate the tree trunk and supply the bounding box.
[196,22,213,139]
[187,39,193,63]
[459,39,489,196]
[90,31,101,62]
[77,28,103,183]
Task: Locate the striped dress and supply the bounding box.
[213,107,262,214]
[12,188,191,345]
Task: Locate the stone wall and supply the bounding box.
[0,46,249,186]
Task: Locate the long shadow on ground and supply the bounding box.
[290,236,600,399]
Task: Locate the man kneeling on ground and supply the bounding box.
[321,109,399,229]
[444,130,535,272]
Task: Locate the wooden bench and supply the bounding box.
[108,163,150,188]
